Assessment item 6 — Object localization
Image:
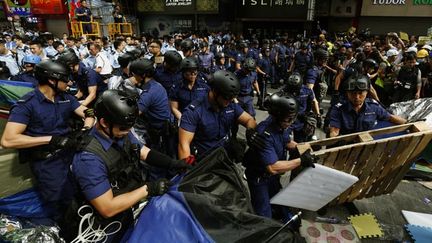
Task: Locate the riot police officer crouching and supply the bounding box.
[63,90,190,242]
[243,93,317,224]
[1,60,95,222]
[11,54,41,87]
[57,50,105,107]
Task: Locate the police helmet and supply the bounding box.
[215,52,225,60]
[267,93,299,122]
[346,74,370,91]
[300,42,308,50]
[118,52,137,69]
[315,48,329,60]
[243,58,256,71]
[252,39,259,45]
[238,41,248,49]
[180,57,198,71]
[262,39,270,45]
[181,39,194,51]
[94,89,138,127]
[22,54,42,65]
[57,50,80,66]
[129,58,155,77]
[164,50,182,67]
[128,48,145,59]
[35,60,70,83]
[209,70,240,100]
[285,72,303,92]
[363,58,378,70]
[199,41,209,49]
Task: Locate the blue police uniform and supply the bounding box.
[8,89,80,213]
[329,98,391,135]
[11,72,39,87]
[169,79,210,112]
[243,116,292,220]
[137,79,174,180]
[73,62,106,106]
[138,79,172,130]
[197,52,214,71]
[154,66,183,92]
[291,86,316,142]
[71,127,142,243]
[246,48,260,61]
[180,97,244,158]
[294,51,313,75]
[235,70,257,117]
[75,6,92,34]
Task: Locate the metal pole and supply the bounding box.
[263,211,302,243]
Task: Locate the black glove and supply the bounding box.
[145,179,171,197]
[300,149,318,168]
[246,128,266,150]
[316,115,323,129]
[84,108,95,118]
[49,135,77,150]
[146,150,191,170]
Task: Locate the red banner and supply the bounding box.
[30,0,66,15]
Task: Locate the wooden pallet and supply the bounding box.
[297,122,432,205]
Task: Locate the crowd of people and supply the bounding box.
[0,22,428,241]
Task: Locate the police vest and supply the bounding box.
[81,135,144,196]
[398,66,419,91]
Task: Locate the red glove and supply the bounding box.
[184,155,196,166]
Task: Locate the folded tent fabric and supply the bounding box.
[128,148,304,243]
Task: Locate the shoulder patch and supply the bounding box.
[17,92,35,103]
[335,102,343,108]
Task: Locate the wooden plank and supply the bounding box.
[385,133,432,193]
[346,141,388,201]
[333,146,352,171]
[336,145,365,204]
[411,121,430,132]
[297,143,312,154]
[358,133,374,142]
[361,139,401,199]
[369,136,415,196]
[374,136,421,195]
[322,150,340,168]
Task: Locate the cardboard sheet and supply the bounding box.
[270,164,359,211]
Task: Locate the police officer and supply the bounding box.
[178,70,265,160]
[108,52,138,90]
[154,50,183,92]
[243,93,317,222]
[197,41,214,79]
[256,48,273,109]
[11,54,41,87]
[211,52,226,72]
[235,58,260,117]
[130,58,175,179]
[289,42,313,77]
[169,57,210,121]
[235,41,248,70]
[58,50,105,107]
[66,89,190,242]
[232,58,260,139]
[393,53,421,102]
[180,39,195,59]
[281,73,321,143]
[1,60,95,221]
[329,74,406,137]
[304,49,332,104]
[247,39,260,61]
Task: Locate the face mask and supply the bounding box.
[417,58,425,64]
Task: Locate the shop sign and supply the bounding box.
[164,0,196,14]
[238,0,309,20]
[372,0,405,4]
